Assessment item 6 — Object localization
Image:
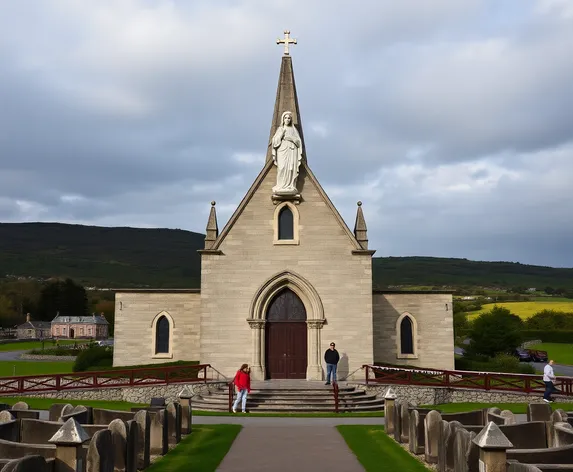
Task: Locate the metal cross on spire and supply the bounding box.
[277,30,297,56]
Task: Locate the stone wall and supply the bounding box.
[19,354,77,361]
[372,292,455,370]
[201,164,374,381]
[350,383,573,405]
[113,291,201,367]
[7,381,228,404]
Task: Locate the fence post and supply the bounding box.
[203,365,207,383]
[473,422,514,472]
[228,382,233,413]
[365,365,370,385]
[55,375,61,391]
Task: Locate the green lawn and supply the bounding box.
[337,425,430,471]
[425,402,573,414]
[528,343,573,365]
[0,361,74,377]
[146,425,241,472]
[0,397,146,411]
[0,340,89,352]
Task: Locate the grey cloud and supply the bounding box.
[0,1,572,267]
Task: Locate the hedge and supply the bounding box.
[521,330,573,343]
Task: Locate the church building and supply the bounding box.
[113,34,454,380]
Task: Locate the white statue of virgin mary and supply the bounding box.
[271,111,303,195]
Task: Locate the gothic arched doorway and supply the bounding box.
[265,288,308,379]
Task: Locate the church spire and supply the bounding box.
[204,201,219,249]
[354,201,369,250]
[266,31,305,163]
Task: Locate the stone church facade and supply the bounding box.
[113,47,454,380]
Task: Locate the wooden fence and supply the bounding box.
[0,364,212,395]
[363,364,573,396]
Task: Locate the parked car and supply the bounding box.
[513,348,532,362]
[96,340,114,347]
[527,349,548,362]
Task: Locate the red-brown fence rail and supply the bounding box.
[363,364,573,397]
[0,364,214,395]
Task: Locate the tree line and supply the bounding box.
[0,278,114,333]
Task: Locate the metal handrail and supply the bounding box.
[333,382,339,413]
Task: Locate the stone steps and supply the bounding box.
[192,385,385,413]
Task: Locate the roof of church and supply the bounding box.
[208,53,366,253]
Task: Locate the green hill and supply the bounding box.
[1,223,572,289]
[372,257,573,289]
[0,223,203,288]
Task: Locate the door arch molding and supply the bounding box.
[247,271,325,380]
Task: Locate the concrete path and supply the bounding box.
[216,425,365,472]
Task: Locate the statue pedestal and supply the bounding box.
[271,193,301,205]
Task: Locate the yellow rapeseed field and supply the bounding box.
[467,301,573,320]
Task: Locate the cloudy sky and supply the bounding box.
[1,0,572,268]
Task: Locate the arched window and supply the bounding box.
[400,316,414,355]
[278,206,294,240]
[155,316,170,354]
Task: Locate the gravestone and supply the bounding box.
[165,403,177,447]
[48,404,69,422]
[108,419,127,472]
[453,427,475,472]
[0,411,15,424]
[133,410,150,469]
[400,401,410,443]
[59,404,74,421]
[384,388,397,434]
[445,421,464,472]
[500,410,516,425]
[393,400,402,443]
[11,402,28,411]
[150,398,165,409]
[125,420,139,472]
[437,420,451,472]
[178,386,193,434]
[1,455,50,472]
[409,410,422,454]
[87,429,114,472]
[527,403,552,422]
[424,410,442,463]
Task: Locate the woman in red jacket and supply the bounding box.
[232,363,251,413]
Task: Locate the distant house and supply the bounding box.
[16,314,51,339]
[51,313,109,340]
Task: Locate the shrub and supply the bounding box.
[466,306,523,358]
[521,330,573,343]
[525,311,573,330]
[73,346,113,372]
[29,348,79,356]
[490,353,520,373]
[455,354,536,374]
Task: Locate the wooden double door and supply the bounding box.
[265,288,308,379]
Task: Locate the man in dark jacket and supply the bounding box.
[324,342,340,385]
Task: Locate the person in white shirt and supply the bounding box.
[543,360,557,403]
